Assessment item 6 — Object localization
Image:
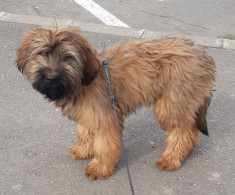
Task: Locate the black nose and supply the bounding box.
[46,75,57,83]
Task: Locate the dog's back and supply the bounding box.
[99,37,215,118]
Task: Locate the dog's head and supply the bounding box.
[16,26,99,101]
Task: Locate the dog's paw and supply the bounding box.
[84,160,114,180]
[155,153,181,171]
[68,145,93,160]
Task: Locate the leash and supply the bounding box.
[102,59,135,195]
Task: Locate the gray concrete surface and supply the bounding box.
[0,1,235,194]
[97,0,235,38]
[1,12,235,49]
[0,0,101,25]
[1,0,235,38]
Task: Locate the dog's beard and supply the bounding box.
[32,68,72,101]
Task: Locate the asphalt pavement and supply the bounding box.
[0,1,235,195]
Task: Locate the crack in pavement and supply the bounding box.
[140,10,211,31]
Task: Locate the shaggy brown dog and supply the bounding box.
[16,26,215,180]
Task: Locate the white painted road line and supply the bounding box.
[0,12,234,50]
[73,0,129,28]
[0,12,6,18]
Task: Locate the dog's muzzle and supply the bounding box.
[33,71,71,101]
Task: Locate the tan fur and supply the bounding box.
[17,26,215,180]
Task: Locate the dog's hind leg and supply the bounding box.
[154,99,201,171]
[68,124,94,159]
[155,125,200,171]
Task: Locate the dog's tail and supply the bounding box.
[195,96,212,136]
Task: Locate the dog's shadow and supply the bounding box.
[115,106,166,171]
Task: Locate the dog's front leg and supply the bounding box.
[69,124,94,159]
[83,117,123,180]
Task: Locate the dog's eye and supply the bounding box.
[38,51,47,56]
[63,55,73,61]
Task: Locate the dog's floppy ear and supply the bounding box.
[68,28,99,85]
[81,47,99,86]
[16,30,35,73]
